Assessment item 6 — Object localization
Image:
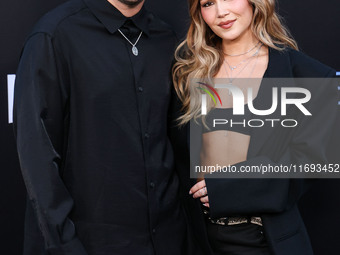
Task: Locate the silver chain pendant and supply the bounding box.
[132,46,138,56]
[118,29,143,57]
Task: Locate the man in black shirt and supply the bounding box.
[13,0,190,254]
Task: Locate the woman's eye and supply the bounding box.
[201,1,214,8]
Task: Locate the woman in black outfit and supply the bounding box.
[170,0,338,255]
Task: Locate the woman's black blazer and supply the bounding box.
[169,47,338,255]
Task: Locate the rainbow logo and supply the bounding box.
[196,82,222,106]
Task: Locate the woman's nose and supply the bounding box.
[216,2,230,18]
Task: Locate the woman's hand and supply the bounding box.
[189,179,209,207]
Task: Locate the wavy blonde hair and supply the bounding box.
[172,0,298,125]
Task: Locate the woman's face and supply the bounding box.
[200,0,254,42]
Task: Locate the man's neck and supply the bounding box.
[107,0,144,17]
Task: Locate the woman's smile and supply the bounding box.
[218,19,237,29]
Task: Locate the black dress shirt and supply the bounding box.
[13,0,187,254]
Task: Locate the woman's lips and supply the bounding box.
[218,19,236,29]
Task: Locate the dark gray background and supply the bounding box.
[0,0,339,254]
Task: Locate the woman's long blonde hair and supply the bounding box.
[172,0,298,125]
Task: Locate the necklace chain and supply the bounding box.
[118,29,143,47]
[223,41,261,57]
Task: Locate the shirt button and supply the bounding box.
[152,228,156,234]
[144,133,150,139]
[150,182,155,189]
[138,87,143,92]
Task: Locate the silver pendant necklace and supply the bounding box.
[222,45,262,137]
[118,29,143,56]
[224,43,263,86]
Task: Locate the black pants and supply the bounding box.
[205,219,272,255]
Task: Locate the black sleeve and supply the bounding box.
[205,71,338,219]
[13,33,88,255]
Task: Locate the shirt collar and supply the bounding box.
[83,0,150,36]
